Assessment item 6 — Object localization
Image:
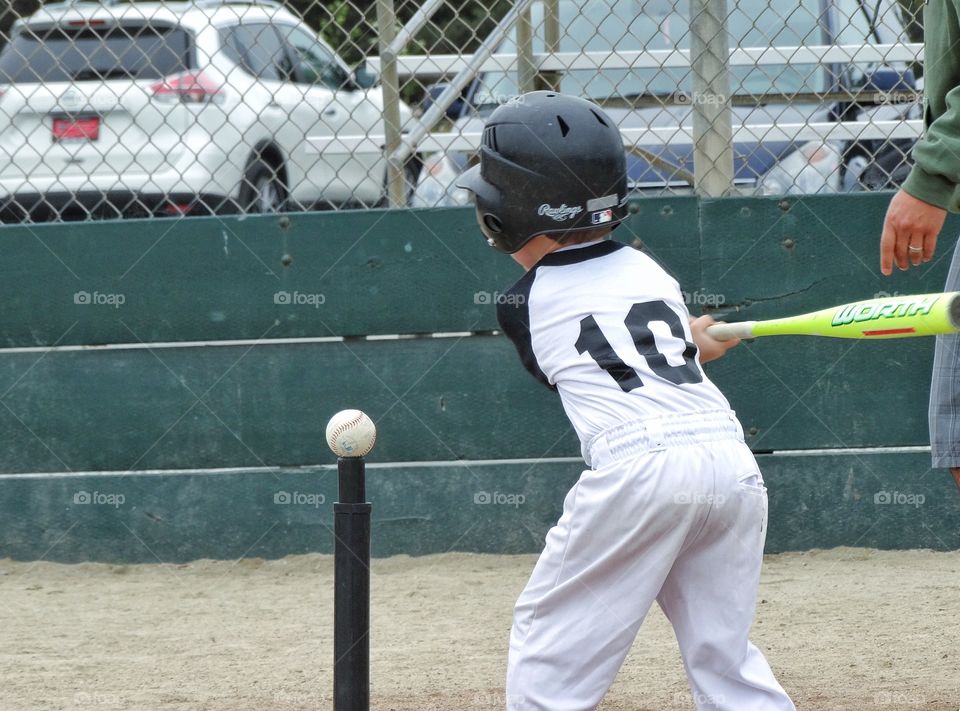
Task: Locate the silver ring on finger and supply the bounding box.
[908,245,923,253]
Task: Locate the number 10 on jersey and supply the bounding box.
[575,301,703,392]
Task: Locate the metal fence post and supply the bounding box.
[542,0,562,91]
[517,5,537,94]
[376,0,407,208]
[689,0,735,197]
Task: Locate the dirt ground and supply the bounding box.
[0,548,957,711]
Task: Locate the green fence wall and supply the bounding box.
[1,193,958,562]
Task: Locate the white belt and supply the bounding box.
[587,409,744,469]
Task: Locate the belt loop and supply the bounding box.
[591,437,609,469]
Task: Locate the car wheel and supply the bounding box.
[239,157,287,213]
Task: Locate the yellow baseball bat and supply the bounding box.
[706,292,960,341]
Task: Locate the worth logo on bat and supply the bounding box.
[831,295,940,336]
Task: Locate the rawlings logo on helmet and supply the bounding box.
[538,204,583,222]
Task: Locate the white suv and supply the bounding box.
[0,0,417,221]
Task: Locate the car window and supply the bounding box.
[279,25,350,90]
[221,23,291,81]
[727,0,828,95]
[836,0,875,43]
[0,23,191,83]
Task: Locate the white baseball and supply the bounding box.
[325,409,377,458]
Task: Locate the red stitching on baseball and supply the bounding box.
[329,412,373,453]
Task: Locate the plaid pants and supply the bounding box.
[930,238,960,468]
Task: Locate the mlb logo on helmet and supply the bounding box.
[591,209,613,225]
[587,193,618,226]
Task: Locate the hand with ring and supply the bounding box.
[880,189,947,274]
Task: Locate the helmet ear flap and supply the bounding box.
[478,209,512,251]
[482,213,504,233]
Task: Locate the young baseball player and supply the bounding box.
[456,92,795,711]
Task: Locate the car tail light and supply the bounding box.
[150,71,224,105]
[162,202,195,215]
[67,19,108,27]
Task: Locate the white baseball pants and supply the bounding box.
[506,410,795,711]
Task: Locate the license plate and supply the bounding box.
[52,116,100,142]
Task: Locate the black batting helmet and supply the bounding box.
[455,91,628,254]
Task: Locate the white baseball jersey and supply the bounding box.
[496,238,731,464]
[497,238,796,711]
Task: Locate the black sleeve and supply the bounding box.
[496,268,556,391]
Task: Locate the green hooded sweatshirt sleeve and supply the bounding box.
[902,0,960,212]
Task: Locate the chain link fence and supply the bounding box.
[0,0,923,222]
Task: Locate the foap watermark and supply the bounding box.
[675,91,728,106]
[73,490,125,508]
[274,491,326,508]
[472,692,528,708]
[474,491,526,507]
[872,90,921,105]
[274,290,325,308]
[874,690,928,706]
[683,290,726,307]
[674,491,726,506]
[74,291,125,309]
[874,490,925,508]
[73,690,124,707]
[492,93,527,107]
[272,688,330,705]
[474,290,525,306]
[674,691,726,707]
